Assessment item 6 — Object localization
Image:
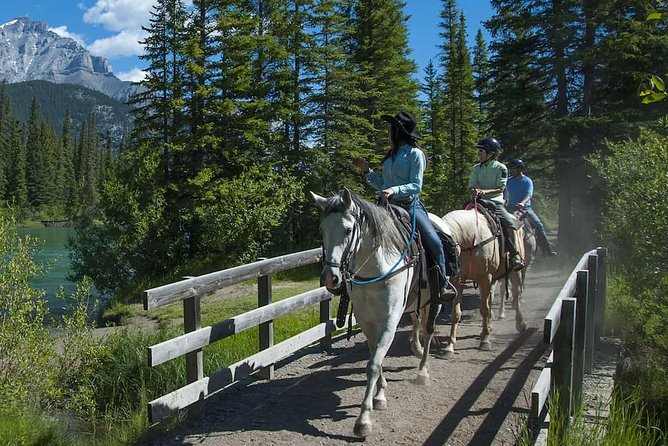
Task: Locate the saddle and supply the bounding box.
[464,199,507,259]
[387,204,460,291]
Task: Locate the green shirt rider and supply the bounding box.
[468,137,525,271]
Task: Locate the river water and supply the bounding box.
[17,226,78,320]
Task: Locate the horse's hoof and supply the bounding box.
[516,321,527,333]
[498,313,506,320]
[413,371,430,386]
[373,397,387,410]
[479,340,492,351]
[412,348,424,359]
[442,349,455,358]
[354,421,373,438]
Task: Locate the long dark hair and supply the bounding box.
[383,126,420,162]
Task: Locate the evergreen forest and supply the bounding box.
[1,0,668,443]
[61,0,666,298]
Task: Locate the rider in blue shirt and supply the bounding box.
[505,158,557,257]
[353,111,457,301]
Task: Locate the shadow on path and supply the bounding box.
[422,327,547,446]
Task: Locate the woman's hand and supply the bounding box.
[471,187,483,199]
[353,158,370,172]
[381,188,394,202]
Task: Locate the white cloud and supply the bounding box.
[82,0,157,32]
[49,26,85,46]
[116,67,146,82]
[88,30,144,58]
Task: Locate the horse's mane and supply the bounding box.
[322,191,406,253]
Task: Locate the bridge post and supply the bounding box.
[573,271,588,410]
[319,298,332,350]
[258,261,274,380]
[183,293,203,416]
[585,254,598,374]
[553,297,576,428]
[595,247,607,343]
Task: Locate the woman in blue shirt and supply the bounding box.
[353,111,456,301]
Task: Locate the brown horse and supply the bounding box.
[437,208,527,355]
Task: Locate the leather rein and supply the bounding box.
[323,210,419,333]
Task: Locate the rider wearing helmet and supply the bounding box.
[468,137,525,271]
[505,158,557,257]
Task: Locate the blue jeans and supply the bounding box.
[525,208,552,252]
[403,200,447,280]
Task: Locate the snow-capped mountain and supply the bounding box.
[0,17,140,102]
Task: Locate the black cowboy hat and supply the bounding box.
[380,111,423,140]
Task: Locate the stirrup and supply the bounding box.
[511,254,525,271]
[438,278,458,303]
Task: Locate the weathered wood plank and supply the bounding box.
[531,351,554,419]
[257,270,274,380]
[143,248,322,310]
[543,251,594,344]
[148,287,332,367]
[573,270,589,410]
[585,254,598,374]
[148,317,352,422]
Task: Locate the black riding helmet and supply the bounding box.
[509,158,525,170]
[475,137,501,153]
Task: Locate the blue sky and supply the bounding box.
[0,1,494,82]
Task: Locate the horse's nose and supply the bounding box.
[321,270,340,289]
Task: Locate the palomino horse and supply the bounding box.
[438,207,527,356]
[310,188,435,438]
[493,209,537,320]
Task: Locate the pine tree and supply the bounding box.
[305,0,371,195]
[61,110,78,216]
[8,121,28,209]
[421,60,446,209]
[431,2,478,213]
[130,0,188,178]
[351,0,420,156]
[472,29,491,133]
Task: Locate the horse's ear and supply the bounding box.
[309,191,327,212]
[341,187,353,208]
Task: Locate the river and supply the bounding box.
[17,226,78,320]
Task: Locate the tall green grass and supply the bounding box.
[516,386,666,445]
[1,276,332,445]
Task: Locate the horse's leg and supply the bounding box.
[415,303,435,385]
[479,275,493,350]
[444,285,463,357]
[409,312,424,358]
[354,320,399,438]
[495,279,507,320]
[512,271,527,333]
[373,367,388,410]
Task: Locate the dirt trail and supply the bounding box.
[146,256,568,446]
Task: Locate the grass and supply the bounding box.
[0,274,333,445]
[516,387,666,446]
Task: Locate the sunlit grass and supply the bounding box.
[516,389,666,446]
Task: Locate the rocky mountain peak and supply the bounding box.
[0,17,139,102]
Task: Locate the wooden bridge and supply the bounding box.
[143,247,609,445]
[40,219,72,227]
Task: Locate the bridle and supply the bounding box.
[322,200,419,292]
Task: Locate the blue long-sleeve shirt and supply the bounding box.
[365,144,425,201]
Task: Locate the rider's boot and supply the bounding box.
[507,230,526,271]
[439,277,458,302]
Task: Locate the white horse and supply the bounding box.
[493,209,536,320]
[310,188,436,438]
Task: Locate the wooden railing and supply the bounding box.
[529,247,607,442]
[142,247,349,423]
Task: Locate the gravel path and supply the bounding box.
[147,257,568,446]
